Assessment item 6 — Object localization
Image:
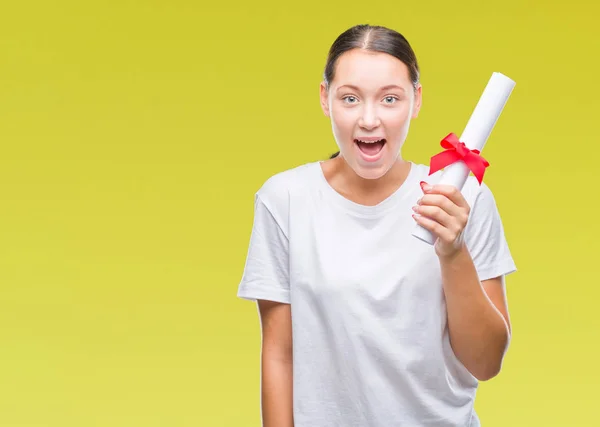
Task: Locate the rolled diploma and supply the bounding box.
[412,72,516,245]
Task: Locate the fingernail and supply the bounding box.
[419,181,432,192]
[412,205,419,212]
[416,198,422,205]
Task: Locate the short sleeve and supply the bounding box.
[464,182,517,282]
[237,193,290,304]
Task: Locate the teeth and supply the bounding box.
[356,139,384,144]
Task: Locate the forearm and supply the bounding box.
[261,355,294,427]
[439,244,510,381]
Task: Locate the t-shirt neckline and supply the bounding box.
[314,160,419,217]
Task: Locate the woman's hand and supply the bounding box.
[412,181,471,259]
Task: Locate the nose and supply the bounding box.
[358,104,381,130]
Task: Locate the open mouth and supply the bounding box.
[354,138,387,156]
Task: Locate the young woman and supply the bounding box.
[237,24,516,427]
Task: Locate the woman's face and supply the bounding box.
[320,49,422,180]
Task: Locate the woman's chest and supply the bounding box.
[287,205,445,314]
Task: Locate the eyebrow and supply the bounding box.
[337,84,406,93]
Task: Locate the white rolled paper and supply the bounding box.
[412,72,516,245]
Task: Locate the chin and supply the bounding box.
[350,160,393,180]
[346,139,401,180]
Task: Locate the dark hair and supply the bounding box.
[323,24,420,159]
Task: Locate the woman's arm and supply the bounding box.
[412,183,512,381]
[258,299,294,426]
[438,248,511,381]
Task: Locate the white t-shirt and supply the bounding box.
[237,161,517,427]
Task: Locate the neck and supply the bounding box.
[324,156,412,206]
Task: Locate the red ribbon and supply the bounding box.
[429,133,490,184]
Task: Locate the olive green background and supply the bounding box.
[1,0,597,425]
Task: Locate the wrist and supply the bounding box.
[436,240,469,264]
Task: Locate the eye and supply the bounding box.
[383,96,399,104]
[342,95,358,104]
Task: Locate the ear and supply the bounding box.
[411,83,422,119]
[320,81,331,118]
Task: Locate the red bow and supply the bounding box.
[429,133,490,184]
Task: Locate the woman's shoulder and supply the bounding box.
[254,161,320,209]
[251,162,320,235]
[257,162,319,196]
[462,176,497,210]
